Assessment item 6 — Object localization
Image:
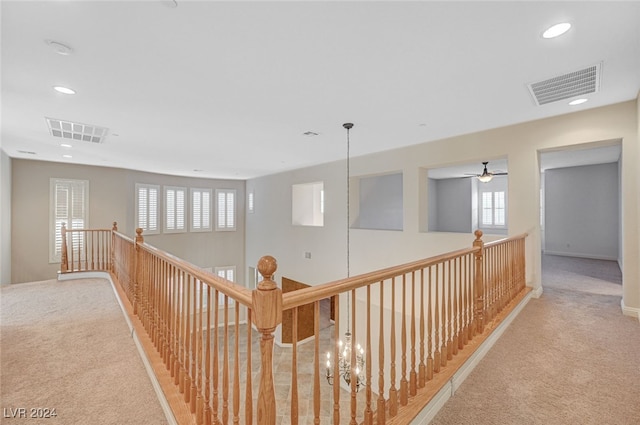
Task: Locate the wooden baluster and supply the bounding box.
[233,301,240,425]
[134,229,143,316]
[389,278,398,417]
[196,280,204,424]
[461,255,469,347]
[400,275,408,406]
[350,289,357,425]
[453,258,459,356]
[376,282,385,425]
[212,289,219,425]
[427,266,434,380]
[433,263,440,374]
[204,285,212,425]
[364,286,373,425]
[179,271,189,394]
[222,298,229,423]
[441,262,449,367]
[419,268,426,388]
[245,308,253,425]
[171,269,182,385]
[91,230,95,270]
[314,301,321,425]
[61,223,68,273]
[473,230,485,334]
[447,260,453,361]
[110,222,117,273]
[410,271,417,396]
[177,271,185,390]
[167,264,173,368]
[291,307,299,425]
[190,276,198,413]
[332,294,340,425]
[184,275,192,403]
[252,256,282,425]
[69,229,75,271]
[162,262,168,365]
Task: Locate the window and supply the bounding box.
[50,178,89,263]
[248,191,254,214]
[216,189,236,231]
[136,184,160,235]
[215,266,236,305]
[292,182,324,226]
[480,190,506,228]
[164,186,186,233]
[191,188,212,232]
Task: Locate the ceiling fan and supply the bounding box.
[465,162,508,183]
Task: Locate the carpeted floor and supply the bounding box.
[430,254,639,425]
[0,278,169,425]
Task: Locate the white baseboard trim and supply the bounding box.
[543,251,618,262]
[410,383,453,425]
[59,271,177,425]
[410,290,533,424]
[621,299,640,321]
[531,285,544,298]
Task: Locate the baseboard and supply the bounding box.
[410,290,533,424]
[543,251,618,261]
[531,285,543,298]
[621,299,640,321]
[409,383,452,425]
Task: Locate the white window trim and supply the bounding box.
[164,186,187,234]
[49,178,89,263]
[135,183,160,235]
[248,191,255,214]
[479,190,507,229]
[190,188,212,232]
[216,189,237,231]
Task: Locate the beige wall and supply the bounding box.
[247,100,639,315]
[11,160,245,285]
[1,149,11,285]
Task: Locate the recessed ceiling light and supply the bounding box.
[62,154,73,159]
[53,86,76,95]
[569,98,588,105]
[60,143,73,148]
[543,22,571,39]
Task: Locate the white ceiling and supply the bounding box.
[2,1,639,180]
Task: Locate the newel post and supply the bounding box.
[473,230,485,335]
[252,255,282,425]
[60,222,68,273]
[110,222,117,273]
[133,228,144,315]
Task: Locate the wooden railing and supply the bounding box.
[60,225,529,424]
[60,222,114,273]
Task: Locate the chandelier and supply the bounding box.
[325,331,365,390]
[325,122,365,391]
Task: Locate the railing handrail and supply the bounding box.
[283,245,479,310]
[113,230,135,244]
[484,232,529,249]
[63,227,114,232]
[135,239,254,308]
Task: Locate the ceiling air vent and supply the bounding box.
[528,63,601,106]
[45,117,108,143]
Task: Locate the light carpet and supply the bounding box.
[430,255,639,425]
[1,278,168,425]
